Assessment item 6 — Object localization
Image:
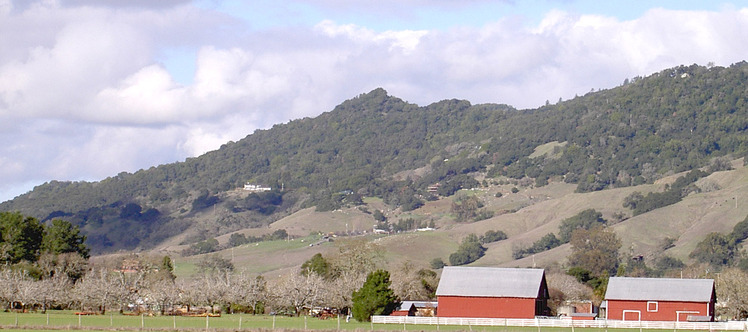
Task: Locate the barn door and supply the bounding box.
[622,310,641,321]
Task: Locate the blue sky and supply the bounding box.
[164,0,742,85]
[1,0,748,202]
[203,0,732,31]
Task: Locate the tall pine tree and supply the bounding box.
[351,269,399,321]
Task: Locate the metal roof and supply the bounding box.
[605,277,714,302]
[435,267,546,298]
[398,301,438,311]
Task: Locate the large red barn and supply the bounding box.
[604,277,715,322]
[436,267,549,318]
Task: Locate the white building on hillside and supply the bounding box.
[243,183,272,192]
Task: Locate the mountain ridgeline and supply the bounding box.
[2,62,748,254]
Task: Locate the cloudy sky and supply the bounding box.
[1,0,748,202]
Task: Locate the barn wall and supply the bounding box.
[607,300,713,321]
[437,296,537,318]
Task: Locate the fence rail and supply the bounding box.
[372,316,748,330]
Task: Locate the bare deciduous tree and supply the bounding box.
[143,277,179,315]
[546,273,593,301]
[717,268,748,320]
[73,269,127,314]
[390,261,438,301]
[35,273,71,312]
[322,269,365,314]
[229,272,266,314]
[0,269,29,311]
[329,239,383,278]
[270,271,324,315]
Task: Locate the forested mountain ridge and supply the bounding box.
[2,62,748,254]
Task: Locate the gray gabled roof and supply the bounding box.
[435,267,546,298]
[605,277,714,302]
[398,301,438,311]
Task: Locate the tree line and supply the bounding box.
[0,212,88,268]
[0,238,428,323]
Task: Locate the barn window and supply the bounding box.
[647,301,658,312]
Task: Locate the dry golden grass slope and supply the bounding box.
[165,162,748,279]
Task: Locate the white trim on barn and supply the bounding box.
[623,310,641,321]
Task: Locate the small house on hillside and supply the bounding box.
[243,183,271,192]
[436,267,550,318]
[604,277,715,322]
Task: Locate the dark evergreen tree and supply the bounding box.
[351,269,399,321]
[0,212,45,264]
[42,219,89,259]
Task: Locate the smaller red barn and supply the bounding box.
[604,277,715,322]
[436,267,549,318]
[391,301,437,316]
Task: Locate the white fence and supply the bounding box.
[372,316,748,330]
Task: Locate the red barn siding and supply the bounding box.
[607,300,714,321]
[437,296,537,318]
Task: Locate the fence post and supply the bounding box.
[272,315,276,329]
[141,313,144,328]
[305,315,308,330]
[173,315,176,329]
[239,316,242,329]
[78,313,81,327]
[110,313,113,327]
[337,314,340,330]
[206,314,209,331]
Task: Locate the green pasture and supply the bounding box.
[0,311,672,332]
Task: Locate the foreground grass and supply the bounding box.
[0,311,671,332]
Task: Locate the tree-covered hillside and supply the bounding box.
[2,62,748,254]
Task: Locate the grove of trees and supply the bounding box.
[448,234,487,266]
[513,209,605,259]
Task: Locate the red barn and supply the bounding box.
[604,277,715,322]
[436,267,549,318]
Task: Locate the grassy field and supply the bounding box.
[0,311,673,332]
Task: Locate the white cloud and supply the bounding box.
[2,2,748,202]
[315,19,427,53]
[91,65,187,124]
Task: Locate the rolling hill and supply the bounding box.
[147,159,747,280]
[3,62,748,277]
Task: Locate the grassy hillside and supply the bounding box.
[161,161,747,280]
